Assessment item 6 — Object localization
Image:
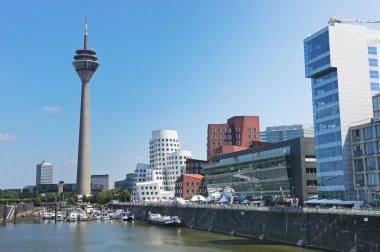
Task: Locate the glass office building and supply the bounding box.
[261,124,314,143]
[36,161,53,185]
[304,22,380,199]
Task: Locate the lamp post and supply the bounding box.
[356,184,360,201]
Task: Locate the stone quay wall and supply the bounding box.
[0,203,34,222]
[112,204,380,252]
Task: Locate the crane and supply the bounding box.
[329,16,380,26]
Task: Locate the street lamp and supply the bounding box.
[356,184,360,201]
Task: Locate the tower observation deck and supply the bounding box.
[72,18,99,196]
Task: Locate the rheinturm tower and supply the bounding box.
[72,18,99,196]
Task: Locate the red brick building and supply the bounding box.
[174,174,207,200]
[185,159,207,175]
[207,116,260,162]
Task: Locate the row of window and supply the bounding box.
[176,181,204,187]
[313,93,339,109]
[150,143,180,148]
[312,80,338,97]
[175,189,207,194]
[316,146,342,159]
[355,173,378,186]
[304,31,329,62]
[305,55,331,76]
[352,125,380,142]
[314,104,339,121]
[150,138,179,144]
[353,141,380,156]
[354,157,379,171]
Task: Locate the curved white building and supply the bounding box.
[133,130,192,201]
[149,130,181,169]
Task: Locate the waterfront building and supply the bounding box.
[114,173,135,193]
[185,159,207,175]
[36,161,53,186]
[260,124,314,143]
[204,137,317,205]
[174,174,207,200]
[133,130,192,201]
[72,18,99,196]
[349,94,380,203]
[207,116,260,162]
[304,21,380,199]
[91,174,110,192]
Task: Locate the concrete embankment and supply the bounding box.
[111,204,380,252]
[0,203,34,222]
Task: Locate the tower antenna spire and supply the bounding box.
[84,17,88,49]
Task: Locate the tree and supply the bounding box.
[33,196,42,206]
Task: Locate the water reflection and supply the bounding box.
[0,218,322,252]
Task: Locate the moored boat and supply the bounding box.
[119,211,134,221]
[147,212,181,226]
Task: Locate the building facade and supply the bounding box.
[133,130,192,202]
[90,174,110,192]
[204,138,317,205]
[36,161,53,185]
[174,174,207,200]
[207,116,260,162]
[114,173,135,193]
[185,159,207,175]
[349,94,380,203]
[304,22,380,199]
[261,124,314,143]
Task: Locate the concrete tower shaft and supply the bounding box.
[72,18,99,196]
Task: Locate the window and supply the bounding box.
[363,127,373,140]
[371,82,380,91]
[370,70,379,79]
[369,58,378,67]
[366,158,376,170]
[352,129,361,142]
[365,142,375,155]
[354,159,364,171]
[355,174,364,186]
[367,173,376,186]
[368,46,378,55]
[236,128,241,132]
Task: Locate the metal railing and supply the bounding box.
[111,202,380,216]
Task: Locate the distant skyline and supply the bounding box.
[1,0,380,188]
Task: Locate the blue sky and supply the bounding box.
[1,0,380,189]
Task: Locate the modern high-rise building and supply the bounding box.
[36,161,53,185]
[91,174,110,192]
[207,116,260,162]
[72,18,99,196]
[260,124,314,143]
[304,20,380,199]
[133,130,192,201]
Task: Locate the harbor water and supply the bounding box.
[0,218,323,252]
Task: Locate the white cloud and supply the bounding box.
[43,106,62,113]
[0,133,14,141]
[65,159,77,165]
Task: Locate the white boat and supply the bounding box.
[78,213,88,221]
[119,211,134,221]
[41,211,50,220]
[147,212,181,226]
[49,212,56,219]
[68,212,78,222]
[85,205,94,214]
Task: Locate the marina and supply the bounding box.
[0,216,322,252]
